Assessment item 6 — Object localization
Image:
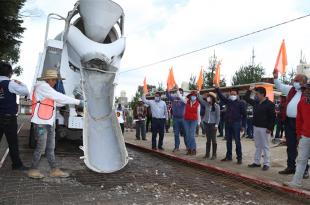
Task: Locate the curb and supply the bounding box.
[125,142,310,200]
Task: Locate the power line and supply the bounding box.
[120,13,310,74]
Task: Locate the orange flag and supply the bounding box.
[197,67,203,91]
[213,62,221,86]
[143,77,148,94]
[274,39,288,75]
[167,67,176,91]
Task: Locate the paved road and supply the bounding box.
[0,138,308,205]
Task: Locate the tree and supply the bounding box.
[232,64,265,85]
[0,0,26,64]
[188,75,197,90]
[157,82,164,92]
[280,68,295,85]
[203,53,226,88]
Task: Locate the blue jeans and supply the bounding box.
[31,124,57,169]
[151,118,165,149]
[226,121,242,160]
[184,120,197,150]
[172,118,186,149]
[246,118,253,138]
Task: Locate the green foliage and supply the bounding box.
[202,53,226,89]
[232,64,265,85]
[280,68,295,85]
[13,65,23,76]
[188,75,197,90]
[157,82,164,92]
[0,0,26,64]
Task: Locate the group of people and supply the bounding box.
[1,60,309,188]
[0,62,83,179]
[130,69,309,189]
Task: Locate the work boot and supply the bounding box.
[186,150,192,155]
[211,143,217,160]
[50,168,69,178]
[28,169,44,179]
[203,143,211,159]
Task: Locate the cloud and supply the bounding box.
[17,0,310,101]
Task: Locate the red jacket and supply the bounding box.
[296,96,310,138]
[184,101,199,121]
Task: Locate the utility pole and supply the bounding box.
[251,48,255,66]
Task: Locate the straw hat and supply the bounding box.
[208,92,217,99]
[37,69,65,81]
[186,91,197,98]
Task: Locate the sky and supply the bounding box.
[17,0,310,100]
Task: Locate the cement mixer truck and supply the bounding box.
[29,0,129,173]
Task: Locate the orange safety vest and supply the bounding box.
[31,90,55,120]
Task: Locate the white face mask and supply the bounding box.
[229,96,237,101]
[155,97,160,102]
[207,97,212,102]
[293,82,301,90]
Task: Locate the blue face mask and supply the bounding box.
[293,82,301,90]
[191,96,197,101]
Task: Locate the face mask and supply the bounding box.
[191,96,197,101]
[155,97,160,102]
[293,82,301,90]
[229,96,237,101]
[207,97,212,102]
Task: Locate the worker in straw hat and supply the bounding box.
[28,69,83,179]
[197,92,220,160]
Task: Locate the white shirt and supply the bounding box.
[0,76,29,97]
[142,95,168,120]
[274,79,301,118]
[31,81,80,125]
[116,109,125,124]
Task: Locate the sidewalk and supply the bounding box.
[124,129,310,192]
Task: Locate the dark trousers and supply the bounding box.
[0,116,23,169]
[151,118,165,149]
[285,117,309,172]
[218,118,225,136]
[136,120,146,140]
[120,123,124,134]
[246,118,253,138]
[275,118,285,139]
[146,117,152,132]
[226,121,242,160]
[205,123,217,144]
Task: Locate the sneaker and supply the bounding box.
[50,168,69,178]
[279,168,295,175]
[237,159,242,165]
[186,150,192,155]
[283,181,302,188]
[13,165,29,171]
[158,147,164,151]
[210,155,216,160]
[191,150,197,156]
[262,165,269,171]
[172,148,179,153]
[248,163,261,168]
[28,169,44,179]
